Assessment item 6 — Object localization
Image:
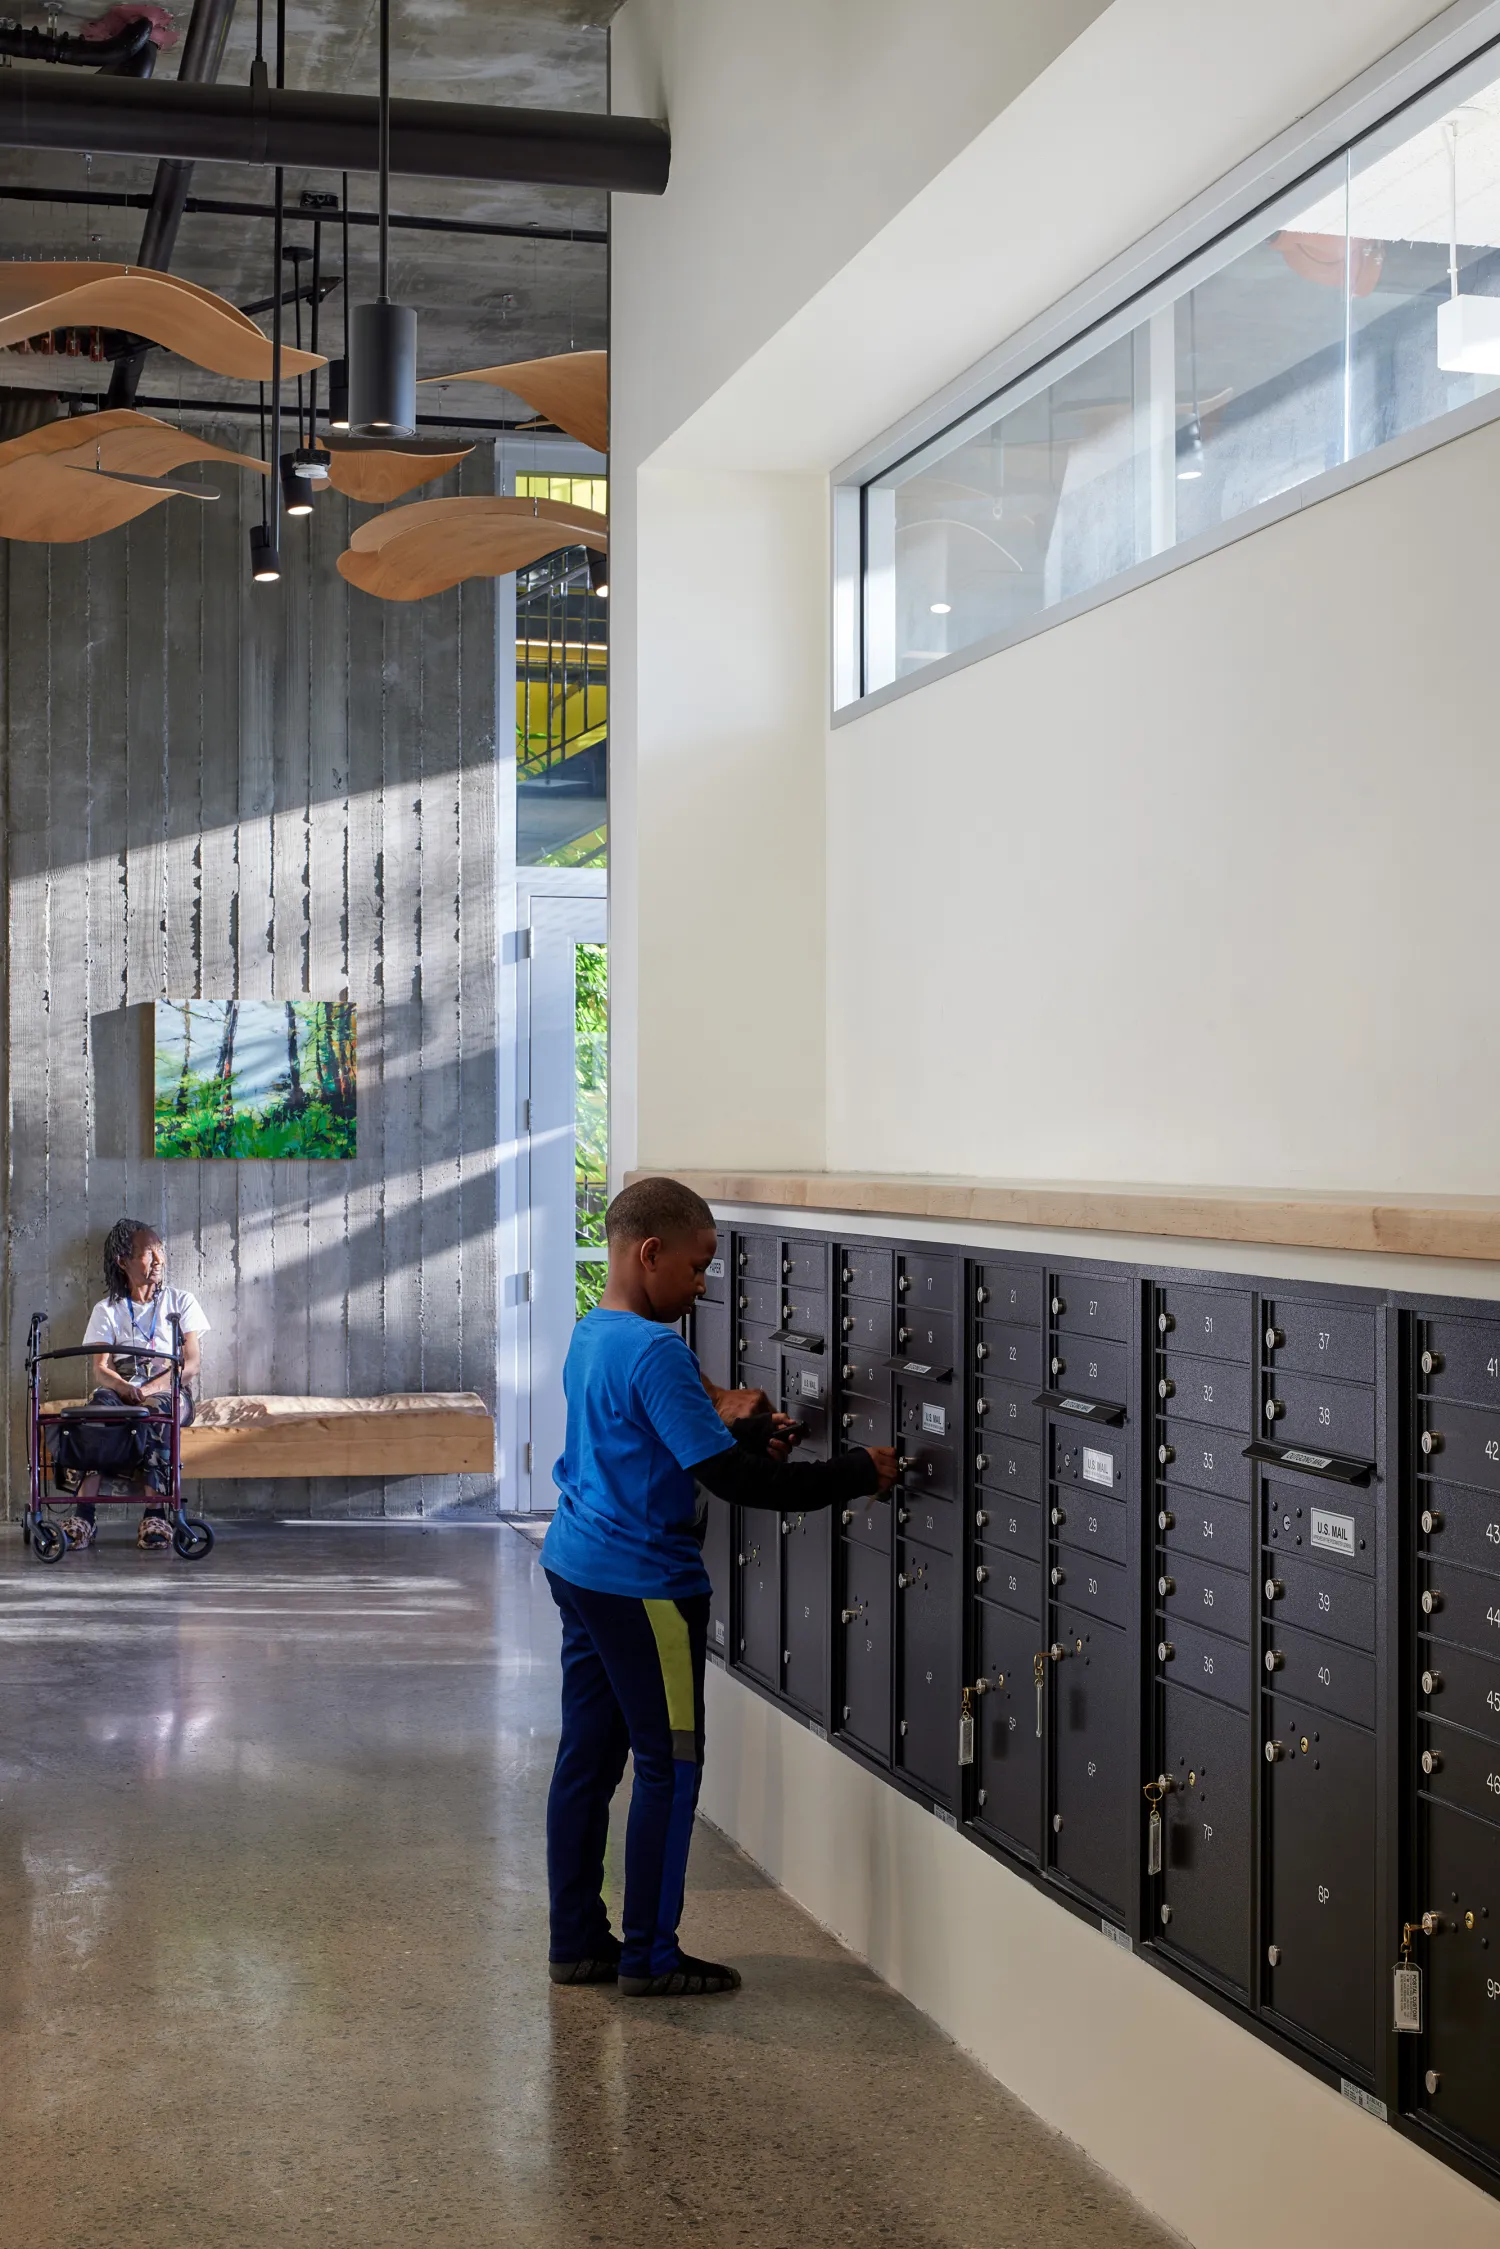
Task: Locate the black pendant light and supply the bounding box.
[350,0,417,436]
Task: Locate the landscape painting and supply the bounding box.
[154,1001,357,1159]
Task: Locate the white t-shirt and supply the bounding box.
[82,1288,209,1380]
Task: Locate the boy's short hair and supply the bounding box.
[605,1176,715,1249]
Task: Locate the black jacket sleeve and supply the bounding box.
[690,1420,881,1515]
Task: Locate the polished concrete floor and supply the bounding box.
[0,1522,1175,2249]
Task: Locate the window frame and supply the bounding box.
[831,0,1500,722]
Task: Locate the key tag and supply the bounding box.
[1143,1776,1171,1877]
[1393,1924,1423,2035]
[958,1685,975,1767]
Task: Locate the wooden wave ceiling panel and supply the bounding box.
[0,263,324,381]
[326,446,473,504]
[421,350,606,453]
[0,409,266,541]
[338,494,606,601]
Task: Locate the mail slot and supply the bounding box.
[1050,1551,1129,1629]
[840,1244,893,1301]
[1264,1621,1375,1729]
[1156,1283,1253,1363]
[976,1547,1042,1619]
[1416,1313,1500,1409]
[1264,1548,1374,1652]
[782,1238,829,1292]
[1417,1401,1500,1495]
[975,1260,1044,1329]
[1418,1479,1500,1576]
[1055,1426,1128,1492]
[1264,1298,1376,1385]
[1263,1480,1374,1577]
[1046,1333,1129,1405]
[975,1492,1043,1563]
[976,1378,1044,1445]
[1156,1352,1253,1433]
[1156,1615,1250,1709]
[841,1398,892,1450]
[895,1307,956,1371]
[1417,1636,1500,1744]
[1418,1563,1500,1661]
[1157,1550,1251,1645]
[1053,1492,1128,1568]
[1161,1491,1251,1577]
[897,1492,958,1556]
[1052,1272,1134,1344]
[898,1252,958,1316]
[736,1277,780,1327]
[737,1233,779,1283]
[974,1320,1043,1387]
[976,1436,1043,1505]
[1158,1425,1253,1503]
[1263,1370,1375,1461]
[1418,1717,1500,1830]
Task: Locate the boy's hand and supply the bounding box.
[714,1386,771,1427]
[766,1413,803,1462]
[867,1446,899,1495]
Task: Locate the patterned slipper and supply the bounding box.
[60,1516,95,1549]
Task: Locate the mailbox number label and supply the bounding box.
[1487,1440,1500,1464]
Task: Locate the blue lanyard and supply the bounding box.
[126,1295,161,1352]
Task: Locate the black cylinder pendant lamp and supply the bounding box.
[350,0,417,435]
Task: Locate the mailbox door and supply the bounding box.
[735,1505,780,1688]
[1051,1610,1134,1920]
[1264,1699,1377,2075]
[1415,1800,1500,2166]
[702,1493,732,1661]
[896,1541,960,1805]
[782,1508,830,1724]
[974,1596,1043,1861]
[1158,1684,1252,1995]
[838,1536,891,1765]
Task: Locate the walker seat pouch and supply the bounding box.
[48,1404,150,1477]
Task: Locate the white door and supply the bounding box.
[524,893,607,1509]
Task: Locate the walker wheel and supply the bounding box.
[172,1518,214,1561]
[33,1521,66,1563]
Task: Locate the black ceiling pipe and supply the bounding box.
[0,17,159,73]
[0,70,671,191]
[108,0,238,408]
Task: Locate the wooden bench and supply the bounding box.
[179,1393,495,1479]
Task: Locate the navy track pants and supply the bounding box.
[545,1570,709,1979]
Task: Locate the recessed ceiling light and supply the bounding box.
[930,601,952,615]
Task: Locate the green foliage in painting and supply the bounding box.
[154,1001,357,1160]
[575,943,608,1318]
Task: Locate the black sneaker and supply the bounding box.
[548,1947,622,1986]
[618,1953,742,1997]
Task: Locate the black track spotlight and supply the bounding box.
[250,522,281,582]
[327,355,349,430]
[281,452,314,515]
[1176,414,1204,482]
[586,546,609,598]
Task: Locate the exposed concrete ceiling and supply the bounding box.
[0,0,624,431]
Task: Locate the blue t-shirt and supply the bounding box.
[540,1308,736,1598]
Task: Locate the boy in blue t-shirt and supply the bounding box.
[541,1175,897,1996]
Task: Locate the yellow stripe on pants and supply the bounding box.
[643,1598,697,1762]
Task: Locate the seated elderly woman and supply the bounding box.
[59,1218,209,1551]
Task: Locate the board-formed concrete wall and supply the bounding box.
[0,438,500,1518]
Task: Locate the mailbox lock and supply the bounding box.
[841,1412,854,1429]
[1052,1507,1066,1527]
[1265,1741,1284,1763]
[1265,1326,1285,1351]
[897,1455,917,1475]
[973,1675,989,1695]
[896,1572,908,1590]
[1160,1905,1173,1926]
[781,1303,792,1325]
[1421,1910,1445,1935]
[1421,1750,1444,1776]
[1048,1643,1068,1662]
[1425,2069,1442,2096]
[737,1250,748,1269]
[1421,1430,1443,1456]
[975,1341,990,1363]
[1052,1813,1064,1833]
[974,1508,989,1529]
[1158,1575,1175,1597]
[975,1453,990,1473]
[1420,1508,1443,1534]
[1422,1668,1443,1696]
[1157,1509,1175,1530]
[975,1565,989,1584]
[841,1267,852,1285]
[1157,1641,1175,1663]
[975,1398,989,1419]
[1051,1566,1065,1586]
[1265,1650,1284,1673]
[1264,1397,1286,1423]
[840,1509,855,1526]
[841,1607,860,1624]
[1051,1296,1065,1316]
[1421,1589,1443,1615]
[897,1325,913,1345]
[1157,1444,1175,1468]
[1157,1377,1176,1401]
[782,1259,793,1276]
[897,1507,909,1525]
[1157,1311,1175,1335]
[975,1284,990,1305]
[1051,1355,1066,1377]
[738,1294,749,1311]
[842,1363,855,1381]
[1264,1577,1284,1602]
[1420,1349,1444,1377]
[1267,1944,1281,1966]
[842,1314,856,1332]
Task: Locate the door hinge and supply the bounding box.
[521,1097,532,1132]
[522,1442,533,1474]
[521,1269,533,1301]
[514,927,533,960]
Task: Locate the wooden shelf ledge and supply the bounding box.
[643,1170,1500,1264]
